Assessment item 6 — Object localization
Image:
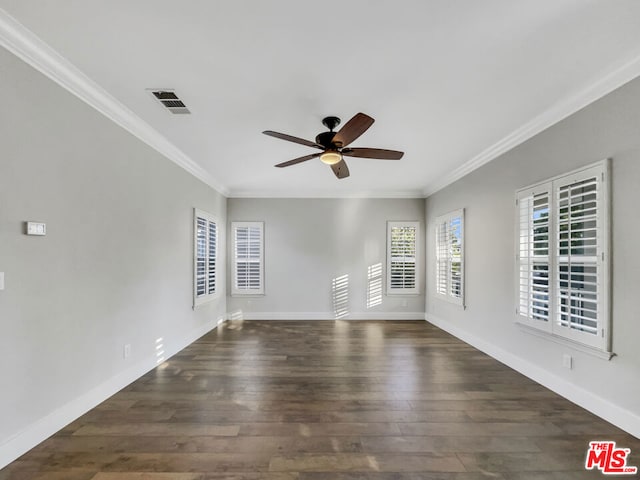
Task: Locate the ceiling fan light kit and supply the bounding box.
[263,113,404,179]
[320,151,342,165]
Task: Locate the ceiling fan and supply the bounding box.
[263,113,404,179]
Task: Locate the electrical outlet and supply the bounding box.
[562,354,572,370]
[26,222,46,236]
[124,344,131,359]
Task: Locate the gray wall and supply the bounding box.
[0,47,226,459]
[227,198,425,319]
[425,76,640,432]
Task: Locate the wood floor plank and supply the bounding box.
[91,474,298,480]
[2,320,635,479]
[299,474,505,480]
[238,422,402,437]
[360,435,542,453]
[269,453,466,473]
[72,423,240,437]
[397,421,564,436]
[32,435,363,454]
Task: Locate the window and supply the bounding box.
[232,222,264,295]
[435,209,465,306]
[387,221,419,294]
[516,160,610,352]
[193,209,218,307]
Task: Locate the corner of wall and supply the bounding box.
[425,313,640,439]
[0,318,222,469]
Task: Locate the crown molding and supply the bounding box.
[0,8,229,197]
[4,6,639,202]
[423,52,640,198]
[228,189,425,199]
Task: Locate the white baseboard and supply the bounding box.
[426,314,640,439]
[0,317,222,469]
[227,311,424,321]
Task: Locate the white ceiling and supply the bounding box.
[2,1,640,197]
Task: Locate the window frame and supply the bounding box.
[231,221,265,296]
[193,208,219,308]
[515,159,610,353]
[386,221,420,295]
[434,209,465,307]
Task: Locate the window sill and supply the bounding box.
[193,293,221,309]
[231,293,265,297]
[386,292,421,297]
[435,293,465,308]
[516,322,614,360]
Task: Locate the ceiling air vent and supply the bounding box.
[149,89,191,114]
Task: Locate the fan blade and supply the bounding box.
[263,130,323,149]
[275,153,320,168]
[342,147,404,160]
[330,159,350,179]
[332,113,374,148]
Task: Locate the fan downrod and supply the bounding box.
[322,116,341,131]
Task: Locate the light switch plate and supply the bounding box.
[26,222,46,236]
[0,272,4,290]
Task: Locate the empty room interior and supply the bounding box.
[2,1,640,478]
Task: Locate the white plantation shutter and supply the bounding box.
[515,161,609,352]
[449,215,463,299]
[516,187,551,330]
[195,216,207,297]
[387,222,419,294]
[435,210,464,305]
[232,222,264,295]
[555,169,604,348]
[208,221,217,294]
[194,209,218,306]
[436,221,449,296]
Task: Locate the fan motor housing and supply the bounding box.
[316,131,336,148]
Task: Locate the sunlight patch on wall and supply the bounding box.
[155,337,165,365]
[366,263,383,309]
[227,310,245,330]
[332,274,350,319]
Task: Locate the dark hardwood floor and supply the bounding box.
[1,320,638,479]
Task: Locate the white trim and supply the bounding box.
[228,311,425,321]
[517,323,613,361]
[0,9,228,197]
[423,53,640,197]
[426,314,640,439]
[0,317,223,470]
